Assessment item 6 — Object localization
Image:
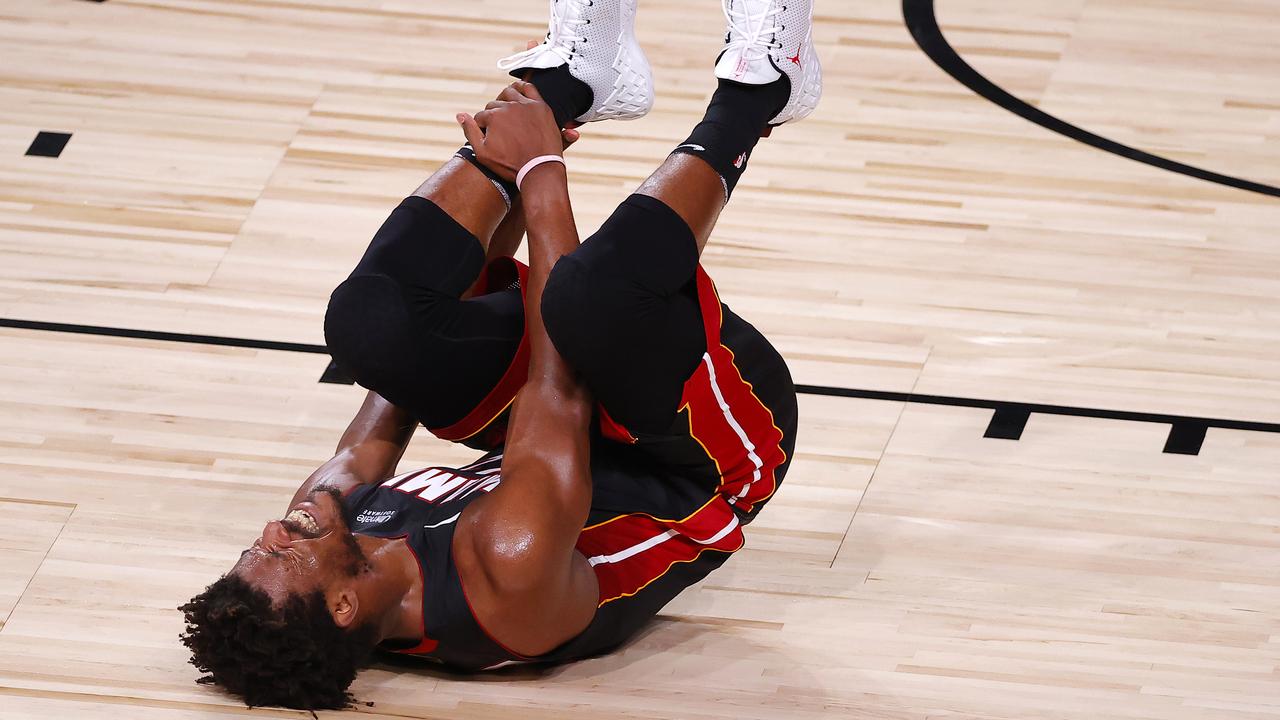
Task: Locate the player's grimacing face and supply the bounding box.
[230,488,366,602]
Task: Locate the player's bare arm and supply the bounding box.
[288,391,417,510]
[469,113,580,270]
[454,81,600,656]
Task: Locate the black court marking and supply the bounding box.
[4,318,1277,455]
[320,359,356,385]
[902,0,1280,199]
[1163,421,1208,456]
[984,406,1030,441]
[25,132,73,158]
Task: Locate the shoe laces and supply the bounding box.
[498,0,593,70]
[722,0,784,63]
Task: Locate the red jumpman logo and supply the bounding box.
[787,42,803,68]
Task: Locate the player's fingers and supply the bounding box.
[513,80,545,103]
[456,113,484,147]
[497,85,524,102]
[561,128,581,148]
[526,39,540,50]
[472,109,494,128]
[485,99,506,110]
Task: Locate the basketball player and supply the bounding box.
[179,0,821,709]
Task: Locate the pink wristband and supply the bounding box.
[515,155,566,190]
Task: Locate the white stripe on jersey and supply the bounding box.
[700,351,765,505]
[585,514,741,567]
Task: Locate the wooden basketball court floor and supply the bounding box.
[2,0,1278,717]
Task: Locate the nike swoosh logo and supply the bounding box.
[424,513,461,529]
[676,143,706,152]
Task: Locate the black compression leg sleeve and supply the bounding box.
[669,78,791,198]
[542,194,706,432]
[324,197,524,429]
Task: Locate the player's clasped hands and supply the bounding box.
[457,81,580,183]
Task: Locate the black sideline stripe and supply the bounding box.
[26,132,73,158]
[793,384,1280,436]
[0,318,327,354]
[902,0,1280,199]
[984,406,1030,440]
[5,318,1279,444]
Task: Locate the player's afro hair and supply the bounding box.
[178,574,378,710]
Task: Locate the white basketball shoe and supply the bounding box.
[714,0,822,125]
[498,0,654,123]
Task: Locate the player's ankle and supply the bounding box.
[497,0,653,124]
[524,65,594,128]
[670,80,786,199]
[710,77,791,136]
[713,0,822,125]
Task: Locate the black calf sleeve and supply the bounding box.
[670,78,791,198]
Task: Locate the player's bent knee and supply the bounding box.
[541,255,597,358]
[543,253,639,378]
[324,273,416,393]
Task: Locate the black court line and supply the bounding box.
[0,318,327,354]
[795,384,1280,436]
[902,0,1280,199]
[6,317,1280,454]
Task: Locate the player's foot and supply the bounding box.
[498,0,654,123]
[714,0,822,125]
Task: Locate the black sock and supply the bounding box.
[455,144,518,209]
[670,77,791,198]
[514,65,594,129]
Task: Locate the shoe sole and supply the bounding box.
[770,20,822,125]
[578,0,654,122]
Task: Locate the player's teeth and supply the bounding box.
[284,509,317,534]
